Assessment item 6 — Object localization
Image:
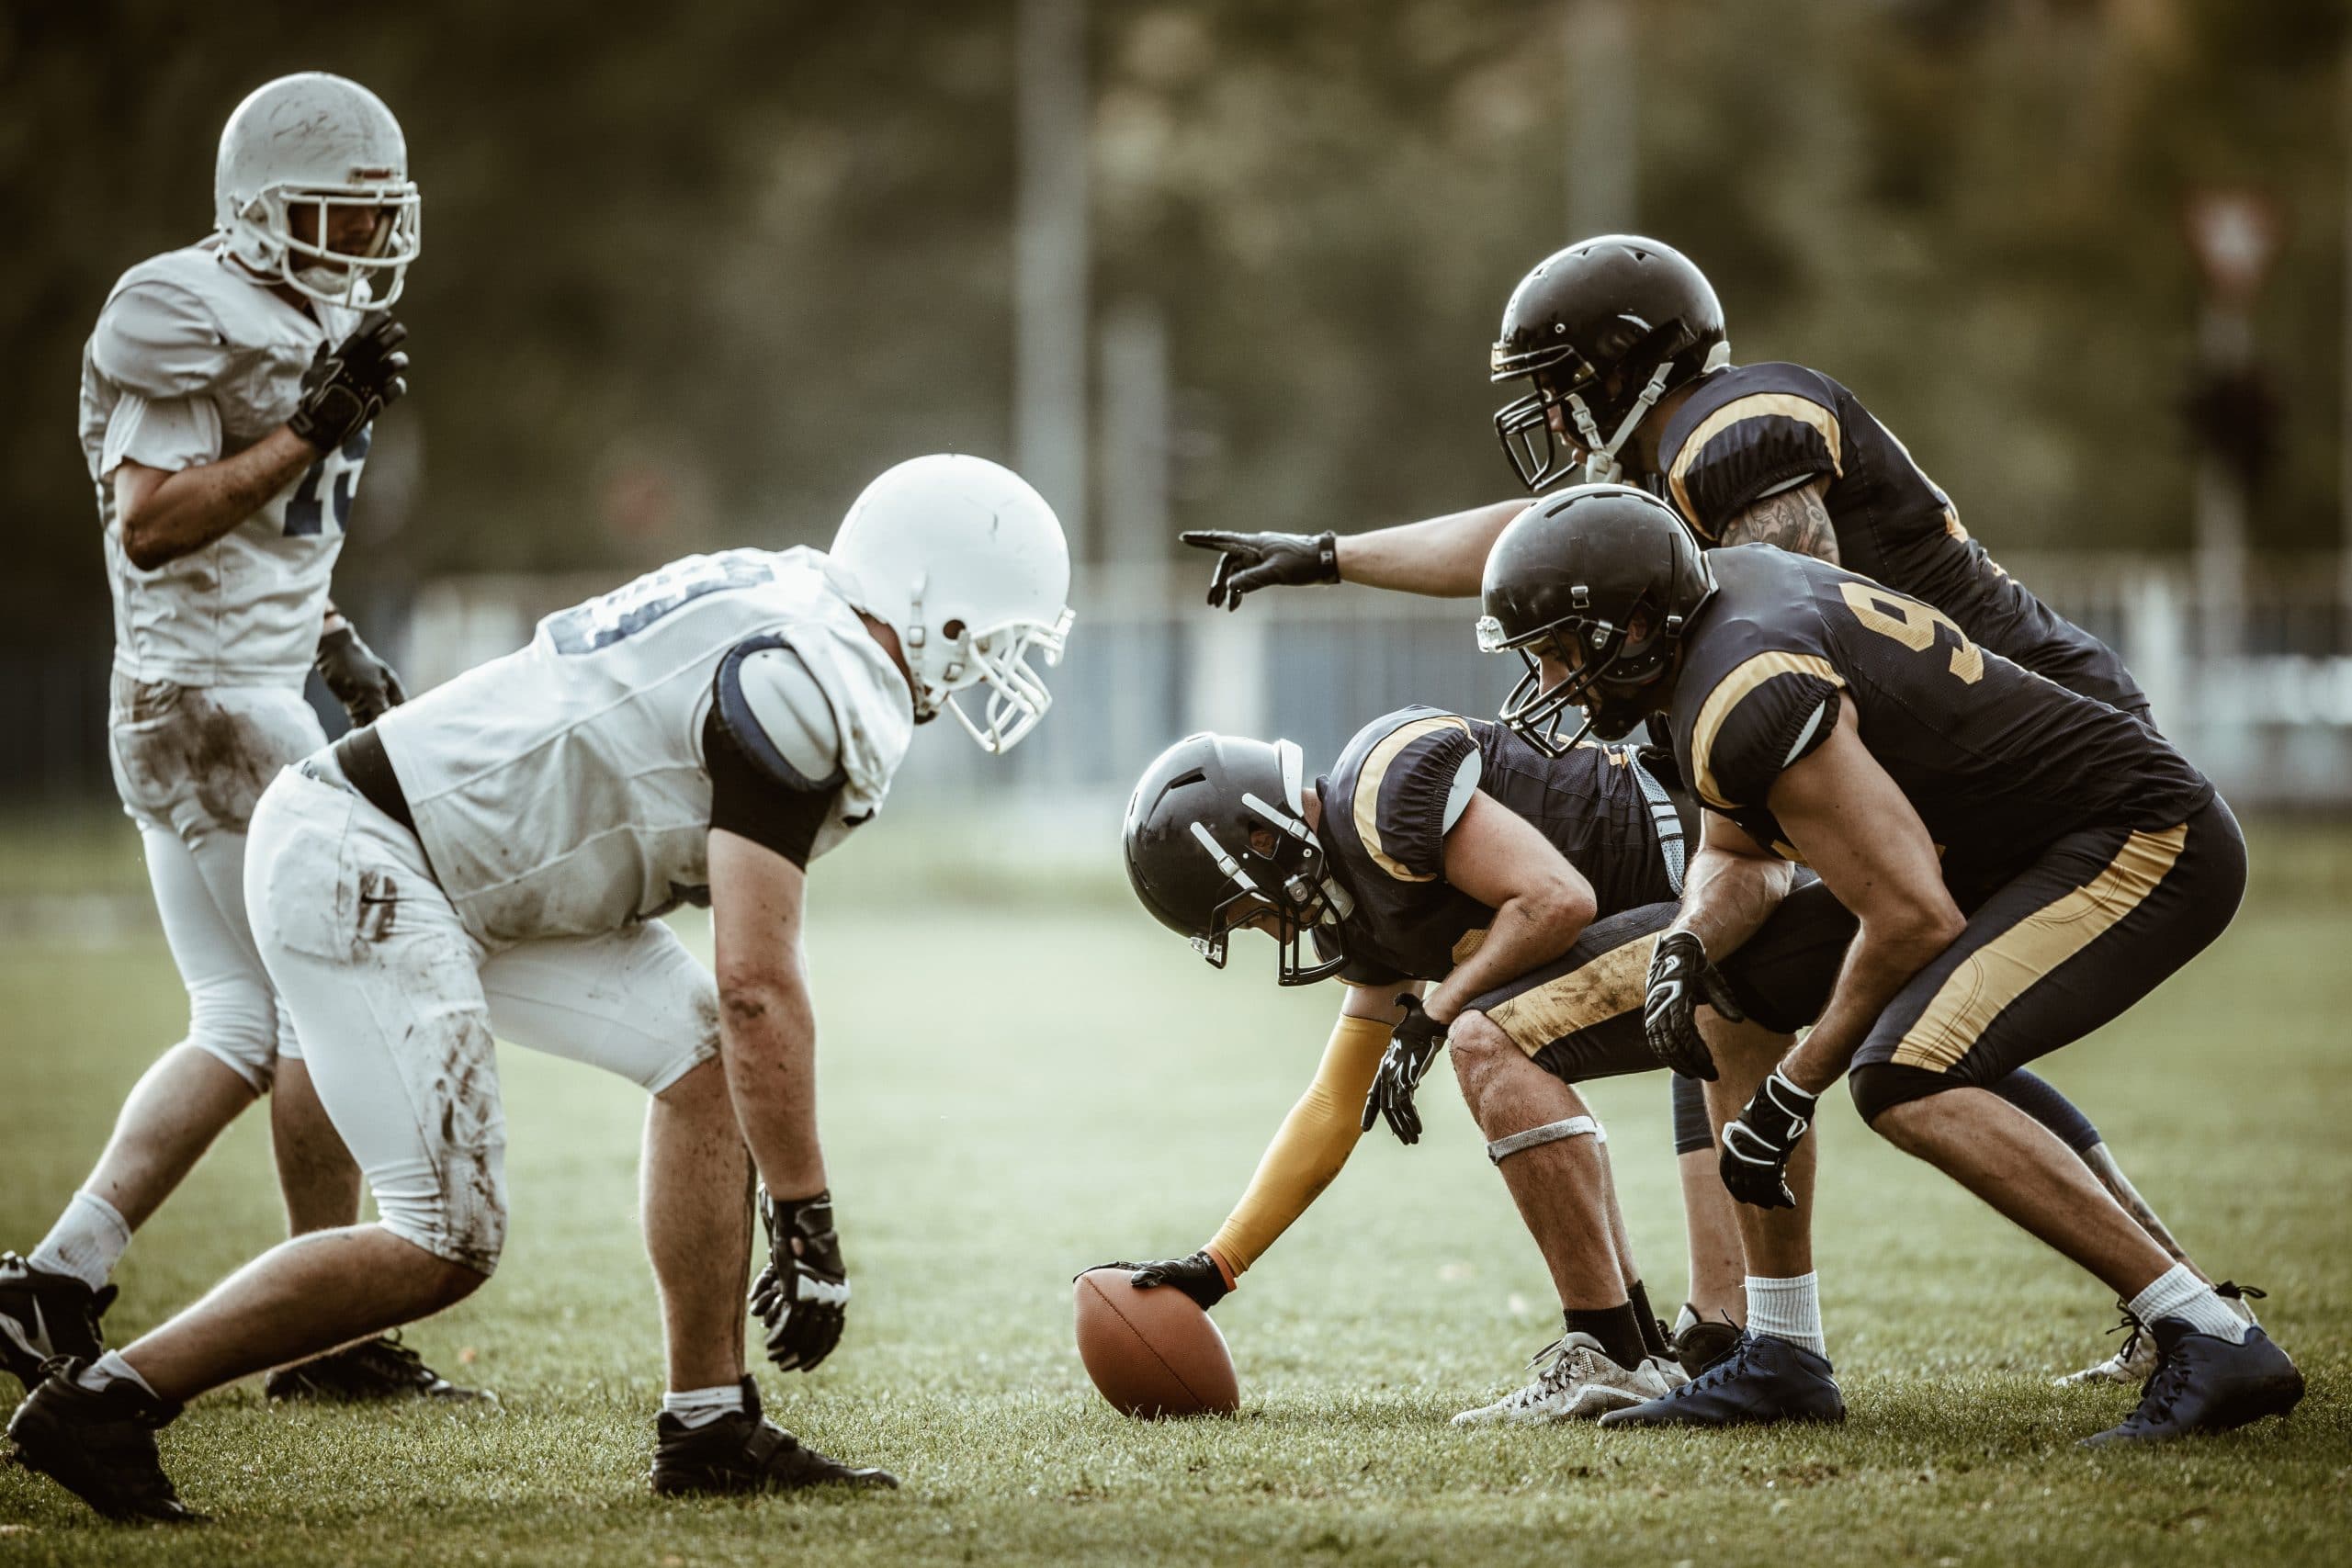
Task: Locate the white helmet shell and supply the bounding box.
[830,455,1074,755]
[215,73,421,309]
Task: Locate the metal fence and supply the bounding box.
[9,554,2352,811]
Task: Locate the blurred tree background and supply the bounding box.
[3,0,2346,662]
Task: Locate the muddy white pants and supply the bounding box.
[107,676,329,1090]
[243,761,719,1274]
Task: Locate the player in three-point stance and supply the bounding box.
[0,73,476,1404]
[4,457,1075,1519]
[1475,484,2303,1442]
[1105,706,1856,1426]
[1180,234,2248,1383]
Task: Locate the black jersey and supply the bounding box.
[1665,547,2212,906]
[1309,705,1677,987]
[1652,362,2149,717]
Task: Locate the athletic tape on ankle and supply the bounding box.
[1487,1114,1604,1165]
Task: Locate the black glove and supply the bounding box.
[288,311,409,451]
[1179,529,1340,611]
[1360,994,1449,1145]
[751,1186,848,1373]
[1720,1071,1816,1210]
[315,622,408,728]
[1095,1250,1230,1312]
[1642,929,1743,1081]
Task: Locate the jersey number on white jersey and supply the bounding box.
[546,553,781,656]
[285,427,371,537]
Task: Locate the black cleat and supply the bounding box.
[265,1332,490,1404]
[1599,1330,1847,1428]
[5,1357,197,1523]
[1670,1303,1743,1380]
[648,1376,899,1496]
[0,1252,116,1395]
[2082,1319,2304,1447]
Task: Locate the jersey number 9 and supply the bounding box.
[1838,581,1984,684]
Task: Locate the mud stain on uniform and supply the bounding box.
[122,683,290,833]
[411,1010,507,1276]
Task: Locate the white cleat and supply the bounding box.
[1451,1333,1679,1427]
[2054,1282,2264,1389]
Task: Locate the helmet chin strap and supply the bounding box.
[1568,360,1675,485]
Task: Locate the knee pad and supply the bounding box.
[368,1156,506,1277]
[1487,1115,1605,1166]
[184,976,281,1092]
[1848,1062,1959,1124]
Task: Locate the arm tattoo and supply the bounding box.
[1720,480,1841,565]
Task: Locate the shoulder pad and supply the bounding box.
[1339,710,1481,882]
[712,638,845,790]
[1684,649,1845,811]
[92,254,234,400]
[1665,364,1844,541]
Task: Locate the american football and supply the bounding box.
[1,3,2345,1566]
[1073,1266,1240,1417]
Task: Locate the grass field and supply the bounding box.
[0,814,2347,1565]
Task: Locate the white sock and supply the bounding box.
[1745,1272,1827,1359]
[28,1191,132,1292]
[74,1349,157,1398]
[661,1383,746,1428]
[2129,1264,2248,1343]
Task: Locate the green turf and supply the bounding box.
[0,825,2347,1564]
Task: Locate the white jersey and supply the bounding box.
[80,237,369,688]
[374,547,915,946]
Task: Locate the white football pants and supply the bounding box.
[107,677,329,1090]
[243,761,720,1274]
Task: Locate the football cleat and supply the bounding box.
[1450,1333,1682,1427]
[2081,1319,2303,1447]
[1670,1303,1743,1380]
[2055,1282,2264,1389]
[264,1331,489,1404]
[648,1376,899,1495]
[1597,1330,1846,1428]
[0,1252,116,1395]
[5,1358,197,1523]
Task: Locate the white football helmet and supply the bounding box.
[215,73,421,309]
[831,456,1074,754]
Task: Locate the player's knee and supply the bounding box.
[1446,1010,1517,1100]
[1847,1061,1958,1133]
[184,976,280,1092]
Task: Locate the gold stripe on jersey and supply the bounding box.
[1353,715,1472,882]
[1690,652,1848,810]
[1891,821,2189,1073]
[1486,933,1657,1056]
[1668,393,1847,537]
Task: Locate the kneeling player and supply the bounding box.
[1477,484,2303,1442]
[1104,713,1854,1424]
[4,456,1074,1520]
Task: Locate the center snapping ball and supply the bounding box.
[1072,1267,1239,1418]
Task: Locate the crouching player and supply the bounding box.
[1476,484,2303,1442]
[1104,711,1856,1425]
[4,456,1074,1520]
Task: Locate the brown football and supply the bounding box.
[1072,1267,1240,1418]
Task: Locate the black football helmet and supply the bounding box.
[1123,733,1354,986]
[1477,484,1717,755]
[1490,235,1730,491]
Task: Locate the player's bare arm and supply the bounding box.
[1715,475,1840,565]
[708,828,826,1201]
[1641,813,1798,1079]
[1181,498,1521,608]
[1763,704,1963,1096]
[113,439,313,570]
[1419,793,1596,1023]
